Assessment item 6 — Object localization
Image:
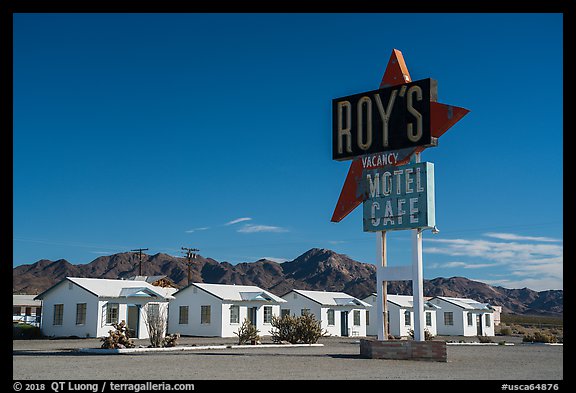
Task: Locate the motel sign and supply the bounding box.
[332,78,437,161]
[362,161,435,232]
[330,48,469,350]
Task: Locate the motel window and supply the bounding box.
[13,307,21,316]
[327,309,335,326]
[301,309,310,316]
[106,303,119,324]
[201,305,211,324]
[25,307,32,316]
[467,313,473,326]
[53,304,64,325]
[281,309,290,318]
[426,312,432,327]
[263,306,273,324]
[148,303,160,319]
[354,310,361,326]
[444,312,454,326]
[76,303,87,325]
[485,314,491,327]
[404,310,411,326]
[230,305,240,324]
[179,306,189,324]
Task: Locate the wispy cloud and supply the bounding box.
[428,261,498,269]
[225,217,252,226]
[260,256,290,263]
[237,224,289,233]
[424,232,563,290]
[185,227,210,233]
[484,232,562,242]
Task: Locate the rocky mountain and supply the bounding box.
[13,248,562,316]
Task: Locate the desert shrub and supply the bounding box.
[408,328,435,341]
[234,318,261,345]
[143,304,168,348]
[523,331,558,343]
[499,325,513,336]
[162,333,180,347]
[13,323,42,339]
[100,320,135,349]
[295,313,330,344]
[269,313,329,344]
[269,315,299,343]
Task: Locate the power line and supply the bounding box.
[131,248,149,276]
[181,247,200,286]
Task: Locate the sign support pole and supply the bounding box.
[412,228,425,341]
[376,230,388,340]
[411,151,425,342]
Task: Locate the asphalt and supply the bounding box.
[13,335,563,381]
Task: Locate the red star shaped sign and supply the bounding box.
[331,49,469,223]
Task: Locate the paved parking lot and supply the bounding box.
[13,336,563,380]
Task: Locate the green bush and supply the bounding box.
[269,313,329,344]
[13,323,42,339]
[234,318,261,345]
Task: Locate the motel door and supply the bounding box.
[127,305,140,338]
[476,314,483,336]
[248,307,257,326]
[341,311,349,336]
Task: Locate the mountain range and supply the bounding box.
[13,248,562,316]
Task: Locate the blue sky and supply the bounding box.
[12,13,563,291]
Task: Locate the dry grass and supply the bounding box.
[497,314,563,343]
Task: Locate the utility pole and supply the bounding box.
[131,248,149,276]
[181,247,199,285]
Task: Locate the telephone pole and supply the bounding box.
[181,247,199,285]
[131,248,149,276]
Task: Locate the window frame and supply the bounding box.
[263,306,273,324]
[179,305,189,325]
[106,303,119,325]
[327,309,335,326]
[53,304,64,326]
[444,311,454,326]
[230,305,240,324]
[404,310,411,326]
[76,303,87,325]
[200,305,211,324]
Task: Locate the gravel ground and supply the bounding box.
[13,336,563,381]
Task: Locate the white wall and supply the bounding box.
[168,286,223,337]
[167,286,282,338]
[221,302,281,338]
[281,291,368,337]
[363,295,437,337]
[39,281,99,338]
[280,292,323,320]
[39,280,167,339]
[428,298,494,337]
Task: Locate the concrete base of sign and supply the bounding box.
[359,338,447,362]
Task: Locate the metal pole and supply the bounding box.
[182,247,199,286]
[411,150,425,342]
[376,230,388,340]
[412,228,425,341]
